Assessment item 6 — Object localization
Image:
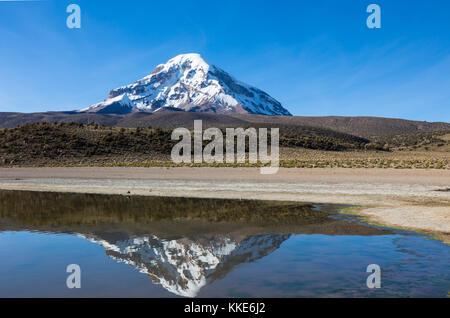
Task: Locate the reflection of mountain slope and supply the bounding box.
[80,234,289,297]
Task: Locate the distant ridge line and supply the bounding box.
[0,111,449,138]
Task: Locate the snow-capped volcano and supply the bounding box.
[80,53,291,116]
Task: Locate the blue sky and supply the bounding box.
[0,0,449,121]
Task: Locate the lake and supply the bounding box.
[0,190,448,298]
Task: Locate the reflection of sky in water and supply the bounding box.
[0,232,178,298]
[0,230,448,298]
[200,234,450,298]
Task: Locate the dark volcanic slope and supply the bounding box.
[0,112,123,128]
[0,111,449,137]
[228,114,450,138]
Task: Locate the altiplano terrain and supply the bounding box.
[0,167,449,243]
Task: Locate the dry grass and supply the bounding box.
[278,147,450,169]
[1,123,448,169]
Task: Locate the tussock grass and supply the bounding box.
[1,123,448,169]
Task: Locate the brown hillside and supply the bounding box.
[0,111,449,138]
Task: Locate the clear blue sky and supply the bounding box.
[0,0,449,121]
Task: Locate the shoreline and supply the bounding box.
[0,167,449,243]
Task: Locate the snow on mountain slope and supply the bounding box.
[79,233,290,297]
[80,93,134,114]
[81,53,292,116]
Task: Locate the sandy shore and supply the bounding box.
[0,167,449,242]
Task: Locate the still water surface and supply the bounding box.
[0,190,448,297]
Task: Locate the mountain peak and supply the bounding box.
[168,53,206,64]
[81,53,292,116]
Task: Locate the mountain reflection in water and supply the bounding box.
[81,233,289,297]
[0,190,392,297]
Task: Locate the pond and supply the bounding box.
[0,190,448,298]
